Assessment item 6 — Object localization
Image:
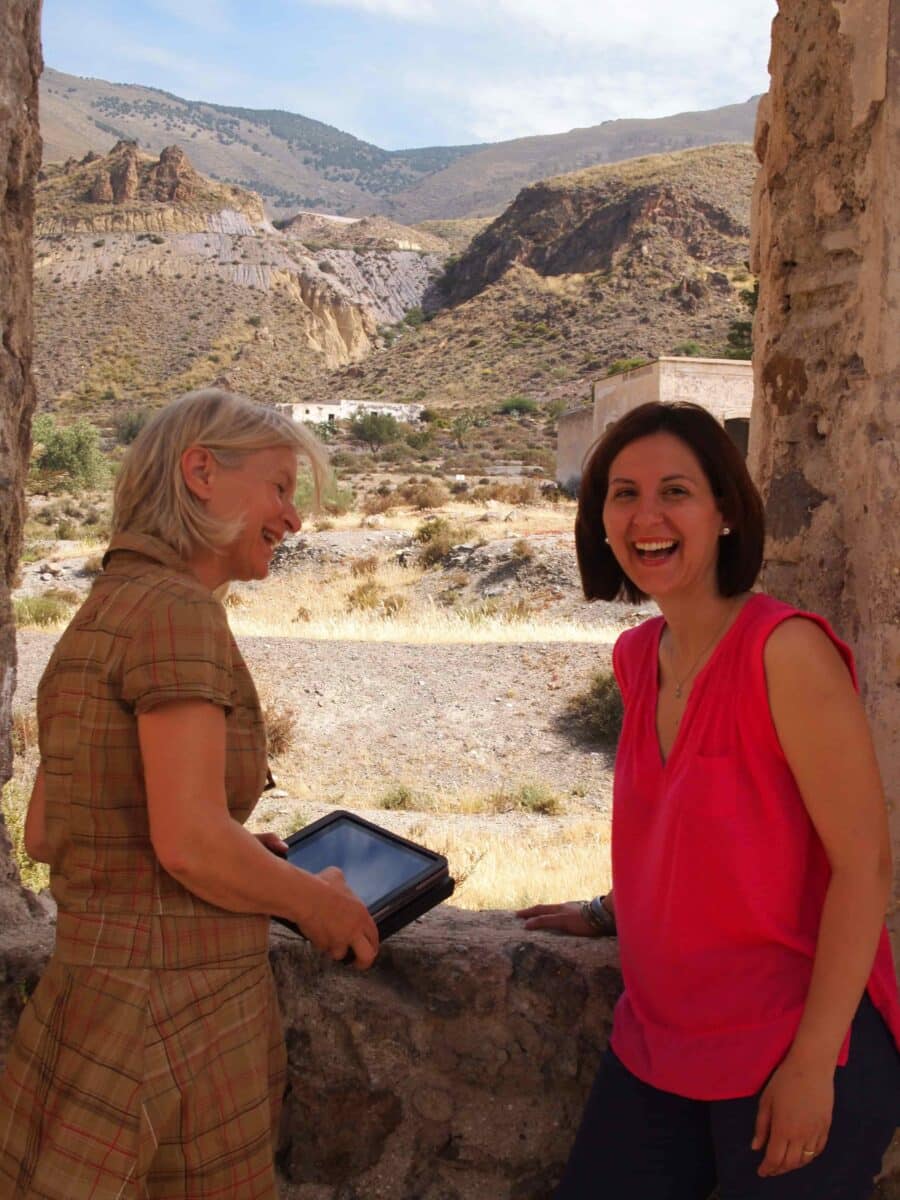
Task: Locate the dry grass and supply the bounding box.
[244,795,610,912]
[1,773,49,894]
[397,816,610,911]
[227,568,617,644]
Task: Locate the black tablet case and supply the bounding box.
[274,810,455,942]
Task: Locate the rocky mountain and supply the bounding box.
[290,144,758,413]
[36,139,266,233]
[32,143,447,417]
[41,68,759,222]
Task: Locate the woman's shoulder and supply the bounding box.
[612,613,663,695]
[615,613,664,655]
[739,593,857,689]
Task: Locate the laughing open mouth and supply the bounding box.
[634,539,678,560]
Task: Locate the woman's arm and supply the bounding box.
[24,765,51,863]
[753,617,891,1177]
[138,699,379,969]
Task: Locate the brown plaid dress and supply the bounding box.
[0,534,286,1199]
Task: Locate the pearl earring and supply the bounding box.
[721,527,731,536]
[604,536,610,544]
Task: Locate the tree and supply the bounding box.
[31,416,108,489]
[349,410,401,450]
[720,282,758,360]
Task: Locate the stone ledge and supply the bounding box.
[2,907,898,1200]
[270,908,621,1200]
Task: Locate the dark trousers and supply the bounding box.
[556,996,900,1200]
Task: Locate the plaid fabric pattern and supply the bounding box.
[0,535,285,1199]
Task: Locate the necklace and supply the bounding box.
[670,602,738,700]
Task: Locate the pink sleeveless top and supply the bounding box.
[609,593,900,1100]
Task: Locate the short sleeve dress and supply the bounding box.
[0,534,286,1200]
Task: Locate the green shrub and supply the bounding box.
[350,410,401,450]
[490,782,561,816]
[380,784,416,811]
[671,340,704,357]
[414,517,459,566]
[562,670,624,744]
[294,470,353,516]
[31,415,108,489]
[403,306,425,328]
[13,594,76,628]
[606,357,648,377]
[500,396,538,415]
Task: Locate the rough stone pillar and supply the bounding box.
[0,0,42,940]
[750,1,900,924]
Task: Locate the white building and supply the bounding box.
[557,356,753,490]
[278,399,425,426]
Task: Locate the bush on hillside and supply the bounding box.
[500,396,538,415]
[31,416,108,490]
[114,406,155,446]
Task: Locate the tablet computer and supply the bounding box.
[274,810,455,942]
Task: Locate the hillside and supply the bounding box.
[32,143,446,418]
[41,68,759,221]
[289,144,758,413]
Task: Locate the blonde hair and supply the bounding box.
[113,388,329,558]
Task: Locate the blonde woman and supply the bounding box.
[0,389,378,1199]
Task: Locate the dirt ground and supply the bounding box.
[14,631,618,814]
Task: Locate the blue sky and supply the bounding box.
[42,0,777,150]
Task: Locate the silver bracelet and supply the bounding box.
[581,894,616,936]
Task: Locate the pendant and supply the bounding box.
[675,684,683,699]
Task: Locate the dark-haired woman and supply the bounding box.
[518,402,900,1199]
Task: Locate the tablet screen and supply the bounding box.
[286,817,436,909]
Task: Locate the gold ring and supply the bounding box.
[802,1149,816,1158]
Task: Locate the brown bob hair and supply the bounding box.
[575,401,765,603]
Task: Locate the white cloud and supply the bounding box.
[148,0,236,34]
[305,0,775,141]
[306,0,775,57]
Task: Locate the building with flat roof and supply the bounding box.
[557,356,753,490]
[278,399,424,426]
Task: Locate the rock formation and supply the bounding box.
[750,0,900,924]
[441,144,755,307]
[0,0,53,967]
[37,139,268,232]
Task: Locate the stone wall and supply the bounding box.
[555,406,594,489]
[749,0,900,924]
[0,0,45,949]
[750,4,899,1183]
[270,911,620,1200]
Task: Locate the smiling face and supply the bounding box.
[601,431,727,603]
[185,444,301,588]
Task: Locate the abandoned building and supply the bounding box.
[556,356,754,490]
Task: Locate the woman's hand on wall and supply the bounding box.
[516,901,596,936]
